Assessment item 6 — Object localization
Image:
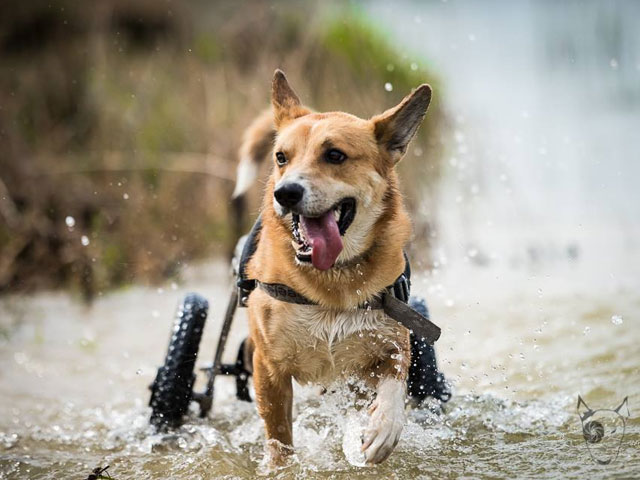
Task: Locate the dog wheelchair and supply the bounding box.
[148,217,450,430]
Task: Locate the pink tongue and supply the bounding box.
[300,212,343,270]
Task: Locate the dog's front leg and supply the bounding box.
[253,349,294,466]
[361,333,410,465]
[361,375,407,464]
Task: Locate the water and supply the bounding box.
[2,1,640,478]
[0,257,637,478]
[367,0,640,269]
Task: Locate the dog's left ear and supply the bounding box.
[577,395,592,420]
[271,69,310,129]
[372,84,432,164]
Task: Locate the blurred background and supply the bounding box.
[0,0,444,300]
[0,1,638,478]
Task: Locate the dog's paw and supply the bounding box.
[263,439,294,470]
[361,378,406,464]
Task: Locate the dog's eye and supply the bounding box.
[325,148,347,164]
[275,152,287,166]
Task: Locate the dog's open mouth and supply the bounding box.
[291,198,356,270]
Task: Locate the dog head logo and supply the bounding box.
[269,70,430,271]
[577,395,629,465]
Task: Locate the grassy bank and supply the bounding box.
[0,1,445,299]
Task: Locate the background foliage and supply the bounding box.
[0,0,445,299]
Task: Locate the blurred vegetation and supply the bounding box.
[0,0,445,299]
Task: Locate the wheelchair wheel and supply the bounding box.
[407,296,451,404]
[149,293,208,430]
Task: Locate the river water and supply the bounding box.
[1,1,639,478]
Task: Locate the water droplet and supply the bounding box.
[356,289,362,296]
[386,63,395,72]
[65,216,75,228]
[123,193,129,200]
[384,82,393,92]
[583,326,591,335]
[611,315,623,325]
[136,369,142,375]
[80,235,90,246]
[410,62,418,71]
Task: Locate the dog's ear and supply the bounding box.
[577,395,593,420]
[271,69,309,129]
[372,84,432,164]
[614,397,630,418]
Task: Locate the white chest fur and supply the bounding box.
[287,304,391,347]
[256,292,406,385]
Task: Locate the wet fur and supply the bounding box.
[237,70,431,466]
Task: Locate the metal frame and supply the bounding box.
[192,288,247,417]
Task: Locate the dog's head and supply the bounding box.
[577,396,630,465]
[269,70,431,271]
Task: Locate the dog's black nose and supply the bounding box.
[274,182,304,208]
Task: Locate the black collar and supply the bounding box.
[254,275,441,345]
[235,215,440,344]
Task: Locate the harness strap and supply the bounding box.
[256,281,316,305]
[234,216,440,343]
[256,278,441,345]
[382,293,441,344]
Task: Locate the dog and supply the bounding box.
[232,70,433,466]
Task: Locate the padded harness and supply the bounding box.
[236,216,441,344]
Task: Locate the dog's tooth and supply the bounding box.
[333,209,340,222]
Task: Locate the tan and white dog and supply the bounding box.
[233,70,432,465]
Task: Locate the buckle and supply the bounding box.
[236,278,256,307]
[391,274,410,303]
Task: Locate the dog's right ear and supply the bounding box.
[614,397,630,418]
[271,70,309,129]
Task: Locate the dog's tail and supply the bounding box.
[232,109,275,199]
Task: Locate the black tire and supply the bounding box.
[149,293,208,430]
[407,296,451,404]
